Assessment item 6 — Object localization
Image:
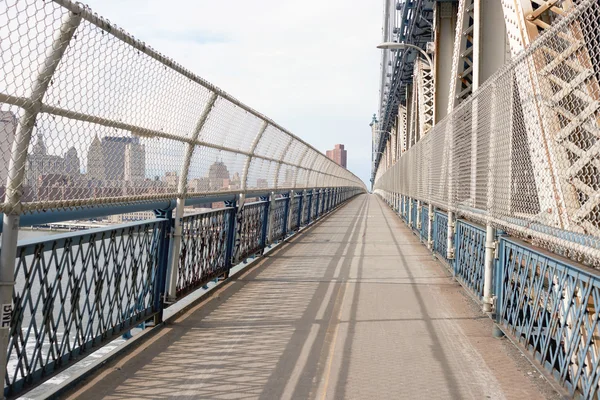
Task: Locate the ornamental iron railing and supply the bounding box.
[3,187,361,397]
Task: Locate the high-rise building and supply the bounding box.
[208,160,230,190]
[164,171,179,188]
[124,140,146,182]
[326,144,347,168]
[87,135,104,182]
[87,135,145,182]
[24,132,81,200]
[0,111,16,189]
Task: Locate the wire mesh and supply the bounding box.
[374,0,600,267]
[0,0,365,216]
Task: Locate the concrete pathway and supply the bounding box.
[66,194,555,400]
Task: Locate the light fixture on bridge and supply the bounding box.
[377,42,433,68]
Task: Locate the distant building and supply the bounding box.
[282,168,294,187]
[124,140,146,181]
[229,172,241,190]
[188,177,210,193]
[326,144,347,168]
[25,132,81,199]
[0,111,16,188]
[164,171,179,188]
[87,135,145,182]
[256,178,269,189]
[208,160,230,190]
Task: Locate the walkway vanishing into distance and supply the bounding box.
[66,195,556,400]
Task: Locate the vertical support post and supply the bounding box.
[306,190,313,224]
[286,190,294,236]
[427,203,434,249]
[167,92,218,301]
[266,191,276,245]
[416,200,422,229]
[297,191,304,229]
[447,211,455,261]
[153,209,172,324]
[483,223,496,312]
[408,198,413,226]
[282,192,290,238]
[0,8,82,387]
[259,195,270,253]
[223,197,238,277]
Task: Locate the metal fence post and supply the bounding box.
[266,191,276,245]
[153,209,172,324]
[447,211,456,262]
[223,197,238,277]
[427,204,434,249]
[316,189,322,218]
[408,198,413,226]
[259,195,270,252]
[416,200,422,229]
[306,189,313,224]
[297,191,304,229]
[282,192,291,238]
[483,223,497,312]
[0,9,82,389]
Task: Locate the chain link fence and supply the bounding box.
[0,0,365,216]
[375,0,600,266]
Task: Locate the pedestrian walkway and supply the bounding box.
[66,194,555,400]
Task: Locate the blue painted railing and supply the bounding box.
[455,220,486,298]
[4,187,360,398]
[9,219,170,396]
[496,238,600,399]
[433,210,451,267]
[381,192,600,399]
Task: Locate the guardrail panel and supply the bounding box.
[237,201,268,260]
[455,220,486,298]
[496,238,600,399]
[6,219,168,396]
[433,210,451,267]
[270,197,288,243]
[176,208,232,298]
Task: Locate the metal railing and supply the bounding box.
[3,186,361,397]
[8,219,169,395]
[374,0,600,267]
[455,220,486,299]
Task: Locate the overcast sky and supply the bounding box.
[82,0,382,187]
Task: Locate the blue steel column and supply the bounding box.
[259,195,270,253]
[306,190,313,224]
[153,209,172,324]
[316,189,322,218]
[279,192,290,241]
[297,191,304,229]
[223,197,237,278]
